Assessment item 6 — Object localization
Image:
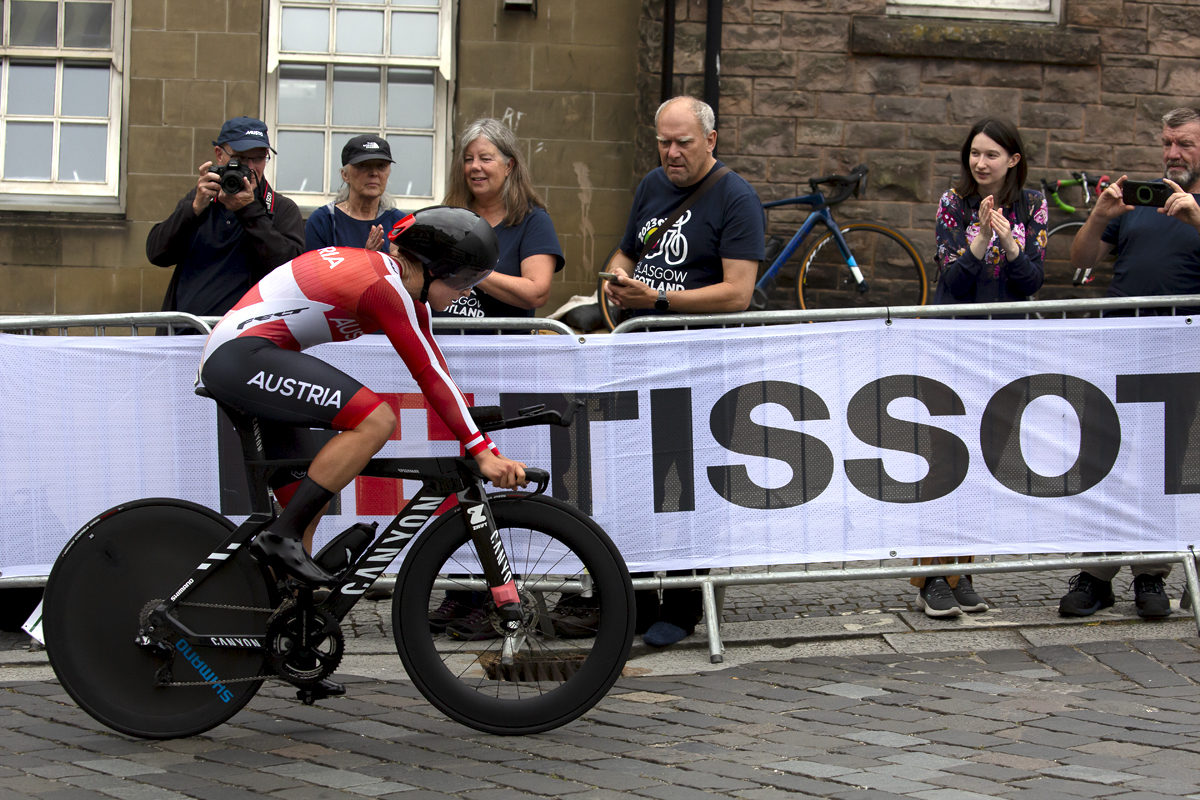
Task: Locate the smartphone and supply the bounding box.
[598,272,622,281]
[1122,180,1171,208]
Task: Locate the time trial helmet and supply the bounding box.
[388,206,498,293]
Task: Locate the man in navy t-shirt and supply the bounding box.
[1062,106,1200,622]
[603,97,765,650]
[605,96,764,317]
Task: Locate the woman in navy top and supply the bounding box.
[305,135,406,252]
[437,118,564,319]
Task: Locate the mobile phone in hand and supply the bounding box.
[598,272,622,281]
[1122,180,1171,208]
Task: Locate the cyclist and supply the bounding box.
[198,206,528,591]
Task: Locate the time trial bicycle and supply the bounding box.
[41,393,634,739]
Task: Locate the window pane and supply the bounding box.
[4,121,53,179]
[387,68,434,129]
[61,65,109,117]
[64,2,112,48]
[332,66,379,127]
[335,10,383,55]
[390,11,438,57]
[278,64,325,125]
[328,130,355,193]
[8,63,56,116]
[281,7,329,53]
[336,0,384,4]
[387,135,431,197]
[10,1,58,47]
[58,123,106,181]
[275,130,325,193]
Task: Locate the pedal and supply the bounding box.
[296,678,345,705]
[313,522,377,579]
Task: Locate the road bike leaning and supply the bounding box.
[1040,171,1112,287]
[41,394,634,739]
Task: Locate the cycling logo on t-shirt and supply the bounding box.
[637,210,691,266]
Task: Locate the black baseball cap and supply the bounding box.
[342,134,394,166]
[213,116,276,154]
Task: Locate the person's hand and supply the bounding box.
[365,224,385,251]
[975,195,995,243]
[990,208,1020,260]
[475,450,527,489]
[603,266,657,309]
[1161,178,1200,231]
[1092,175,1134,222]
[215,167,258,213]
[192,162,221,216]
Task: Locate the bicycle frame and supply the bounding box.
[142,401,555,662]
[753,193,865,309]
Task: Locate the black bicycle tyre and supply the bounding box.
[393,494,634,735]
[797,222,928,310]
[596,245,624,331]
[43,499,272,739]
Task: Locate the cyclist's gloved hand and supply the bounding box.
[476,450,528,489]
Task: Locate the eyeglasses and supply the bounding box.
[223,147,270,165]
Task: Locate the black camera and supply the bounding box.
[208,159,253,195]
[1122,180,1171,208]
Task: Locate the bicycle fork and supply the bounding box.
[457,478,523,628]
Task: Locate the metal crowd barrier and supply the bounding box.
[611,294,1200,333]
[0,312,214,336]
[612,293,1200,661]
[198,315,575,336]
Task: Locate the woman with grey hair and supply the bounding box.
[305,134,406,252]
[437,118,564,320]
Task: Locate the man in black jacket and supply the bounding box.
[147,116,305,319]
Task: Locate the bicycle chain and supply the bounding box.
[140,598,284,689]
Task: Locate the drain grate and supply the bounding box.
[479,651,587,683]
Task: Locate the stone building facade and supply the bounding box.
[0,0,1195,317]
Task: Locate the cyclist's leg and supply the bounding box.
[201,338,394,583]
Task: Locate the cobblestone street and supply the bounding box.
[2,564,1200,798]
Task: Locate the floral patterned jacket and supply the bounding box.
[933,188,1048,307]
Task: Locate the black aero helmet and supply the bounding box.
[388,206,498,302]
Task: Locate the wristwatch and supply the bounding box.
[654,288,670,312]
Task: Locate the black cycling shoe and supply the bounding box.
[250,531,337,587]
[1134,574,1171,619]
[296,678,345,705]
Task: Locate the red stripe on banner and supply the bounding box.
[331,387,384,431]
[273,480,300,506]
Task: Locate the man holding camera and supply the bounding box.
[147,116,305,318]
[1060,106,1200,620]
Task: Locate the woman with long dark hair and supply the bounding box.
[933,118,1048,306]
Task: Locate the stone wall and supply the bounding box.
[635,0,1191,301]
[456,0,640,313]
[0,0,264,316]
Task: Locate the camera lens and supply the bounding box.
[1137,185,1154,203]
[221,173,244,194]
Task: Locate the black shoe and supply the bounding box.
[1134,574,1171,619]
[548,593,600,638]
[951,575,988,613]
[446,606,500,641]
[250,531,337,587]
[429,595,480,633]
[1058,572,1115,616]
[917,577,961,618]
[297,677,345,705]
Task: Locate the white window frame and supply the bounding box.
[0,0,128,212]
[264,0,454,212]
[887,0,1061,23]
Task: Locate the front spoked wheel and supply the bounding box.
[43,500,273,739]
[797,222,927,310]
[394,495,634,735]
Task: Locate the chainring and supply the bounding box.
[264,600,344,687]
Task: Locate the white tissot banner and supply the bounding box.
[2,316,1198,578]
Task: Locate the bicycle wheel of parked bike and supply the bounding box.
[43,499,273,739]
[1047,220,1087,284]
[797,222,927,310]
[596,245,625,331]
[394,494,634,735]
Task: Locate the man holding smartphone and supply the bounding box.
[1070,107,1200,308]
[1059,107,1200,622]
